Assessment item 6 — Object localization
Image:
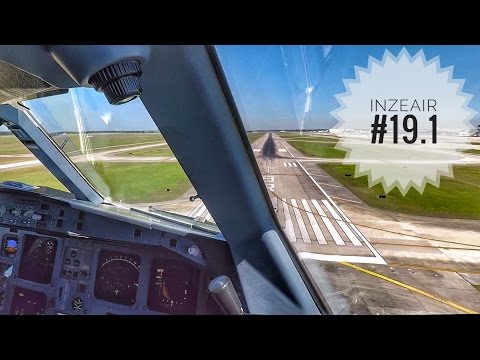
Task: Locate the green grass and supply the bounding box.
[276,132,343,158]
[0,135,30,155]
[0,134,67,191]
[474,285,480,293]
[0,161,191,204]
[283,136,346,158]
[116,147,174,157]
[277,131,305,138]
[319,163,480,220]
[92,162,191,203]
[463,149,480,155]
[0,133,190,204]
[0,165,68,191]
[247,132,265,144]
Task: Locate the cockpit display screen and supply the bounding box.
[18,236,58,284]
[147,259,199,314]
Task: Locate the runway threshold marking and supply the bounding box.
[301,199,327,244]
[291,199,311,243]
[322,200,362,246]
[189,203,205,217]
[339,261,479,314]
[282,198,296,242]
[278,138,386,263]
[311,199,345,246]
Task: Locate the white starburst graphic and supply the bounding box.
[331,48,477,195]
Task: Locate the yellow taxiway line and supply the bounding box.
[339,261,478,314]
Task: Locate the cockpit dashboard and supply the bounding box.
[0,186,243,315]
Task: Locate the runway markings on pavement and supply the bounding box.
[262,175,275,191]
[276,138,386,265]
[299,252,386,264]
[253,149,261,152]
[188,202,213,223]
[315,182,342,188]
[279,149,287,152]
[301,199,327,244]
[272,197,278,211]
[339,261,479,314]
[189,203,206,218]
[322,200,362,246]
[311,199,345,246]
[291,199,311,243]
[283,162,297,167]
[282,198,296,242]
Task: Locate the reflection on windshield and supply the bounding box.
[217,45,480,314]
[22,88,216,225]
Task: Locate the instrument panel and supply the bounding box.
[0,188,243,315]
[94,250,141,306]
[147,259,199,314]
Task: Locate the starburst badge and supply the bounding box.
[331,48,477,195]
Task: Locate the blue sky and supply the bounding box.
[217,45,480,130]
[2,45,480,133]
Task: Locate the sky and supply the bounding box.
[217,45,480,130]
[2,45,480,133]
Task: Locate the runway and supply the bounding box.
[253,133,385,264]
[249,133,480,314]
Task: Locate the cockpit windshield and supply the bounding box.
[216,45,480,314]
[22,88,215,225]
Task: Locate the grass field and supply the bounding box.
[463,149,480,155]
[319,163,480,219]
[116,147,174,157]
[0,165,68,192]
[0,161,191,203]
[247,132,265,144]
[92,162,191,203]
[279,134,346,159]
[0,132,190,204]
[0,135,30,155]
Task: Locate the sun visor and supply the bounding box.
[0,59,52,104]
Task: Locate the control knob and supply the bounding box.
[31,214,42,221]
[11,208,22,217]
